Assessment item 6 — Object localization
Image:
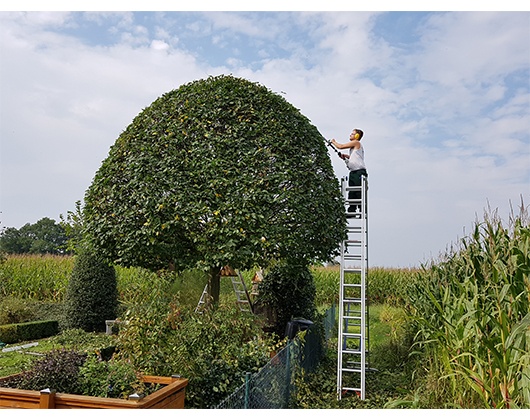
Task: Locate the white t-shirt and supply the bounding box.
[346,144,366,171]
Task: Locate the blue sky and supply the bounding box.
[1,3,529,267]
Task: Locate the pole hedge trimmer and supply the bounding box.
[326,139,345,160]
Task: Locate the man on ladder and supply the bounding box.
[330,129,368,216]
[329,128,369,400]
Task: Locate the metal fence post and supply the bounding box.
[284,342,291,408]
[244,372,251,409]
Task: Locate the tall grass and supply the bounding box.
[0,254,251,310]
[311,265,420,308]
[408,203,530,408]
[0,254,74,301]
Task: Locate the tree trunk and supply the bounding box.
[207,266,222,307]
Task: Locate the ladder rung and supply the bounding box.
[343,268,362,273]
[342,349,363,355]
[341,387,363,392]
[342,368,363,373]
[342,332,362,339]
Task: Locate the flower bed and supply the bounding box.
[0,374,188,409]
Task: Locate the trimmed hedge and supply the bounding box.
[0,319,59,344]
[63,248,118,332]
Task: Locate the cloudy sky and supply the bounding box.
[1,3,529,267]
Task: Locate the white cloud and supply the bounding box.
[1,10,528,268]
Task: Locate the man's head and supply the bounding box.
[351,129,363,141]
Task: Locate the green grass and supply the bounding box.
[292,302,415,408]
[0,329,117,377]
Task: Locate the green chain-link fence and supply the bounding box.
[215,306,336,409]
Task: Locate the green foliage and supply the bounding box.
[2,348,88,393]
[77,353,144,399]
[116,277,276,408]
[258,260,317,337]
[49,328,117,350]
[63,248,118,332]
[291,341,414,408]
[0,254,73,301]
[0,320,59,344]
[408,204,530,408]
[83,75,345,275]
[311,266,421,308]
[0,217,68,255]
[59,200,86,254]
[368,267,421,306]
[311,266,340,307]
[0,297,63,327]
[0,296,34,325]
[0,346,143,399]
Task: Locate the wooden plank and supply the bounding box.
[149,389,185,409]
[0,388,41,409]
[141,375,177,385]
[53,393,139,409]
[139,378,188,408]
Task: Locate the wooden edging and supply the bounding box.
[0,375,188,409]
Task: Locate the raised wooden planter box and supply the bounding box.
[0,374,188,409]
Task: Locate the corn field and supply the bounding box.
[0,254,74,301]
[408,204,529,408]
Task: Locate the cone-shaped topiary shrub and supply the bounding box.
[63,248,117,332]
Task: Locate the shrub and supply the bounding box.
[0,296,34,325]
[0,320,59,344]
[77,353,145,399]
[63,248,118,332]
[5,348,88,394]
[116,277,276,409]
[257,260,317,337]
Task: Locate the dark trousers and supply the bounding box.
[348,169,368,212]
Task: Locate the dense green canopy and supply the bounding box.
[84,75,345,273]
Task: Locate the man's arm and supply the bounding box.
[331,138,359,150]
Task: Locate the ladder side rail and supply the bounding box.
[359,175,369,372]
[235,271,254,313]
[336,176,347,397]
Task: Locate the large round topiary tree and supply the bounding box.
[83,75,345,304]
[63,247,118,332]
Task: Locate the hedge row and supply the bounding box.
[0,320,59,344]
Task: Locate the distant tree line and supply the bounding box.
[0,217,69,255]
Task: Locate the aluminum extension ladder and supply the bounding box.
[337,175,369,400]
[195,266,253,313]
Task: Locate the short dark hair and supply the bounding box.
[354,129,363,140]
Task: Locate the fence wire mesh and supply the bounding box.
[215,306,336,409]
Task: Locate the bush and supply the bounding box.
[1,348,88,393]
[0,296,34,325]
[0,297,64,328]
[257,260,317,337]
[77,353,145,399]
[0,320,59,344]
[116,277,276,409]
[63,248,118,332]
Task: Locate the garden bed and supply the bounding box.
[0,374,188,409]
